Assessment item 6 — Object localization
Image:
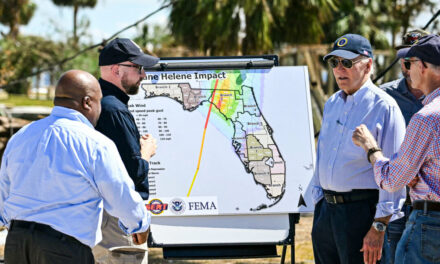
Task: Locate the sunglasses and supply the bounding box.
[403,59,427,70]
[328,57,364,69]
[117,64,143,74]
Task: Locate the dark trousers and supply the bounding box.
[312,196,378,264]
[4,220,94,264]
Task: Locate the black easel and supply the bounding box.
[280,213,300,264]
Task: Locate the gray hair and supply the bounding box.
[427,62,440,73]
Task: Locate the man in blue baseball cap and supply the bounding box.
[312,33,406,264]
[93,38,159,264]
[379,29,429,264]
[353,34,440,264]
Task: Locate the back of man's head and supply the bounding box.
[55,70,102,126]
[406,34,440,67]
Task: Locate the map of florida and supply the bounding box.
[141,77,286,206]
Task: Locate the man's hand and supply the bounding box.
[352,124,378,152]
[132,228,150,245]
[360,226,385,264]
[140,134,157,162]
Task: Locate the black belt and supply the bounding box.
[413,200,440,213]
[323,189,379,204]
[10,220,83,246]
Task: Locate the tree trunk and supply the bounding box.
[303,49,327,136]
[8,3,20,39]
[73,4,79,45]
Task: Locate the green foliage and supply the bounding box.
[133,24,175,53]
[0,0,36,39]
[0,0,100,95]
[322,0,437,49]
[169,0,241,55]
[51,0,97,6]
[168,0,337,55]
[0,35,63,93]
[60,40,100,78]
[272,0,336,46]
[168,0,438,54]
[0,34,99,94]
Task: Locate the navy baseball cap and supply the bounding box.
[406,34,440,66]
[396,29,430,59]
[323,34,373,61]
[99,38,159,67]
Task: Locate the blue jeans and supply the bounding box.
[382,204,412,264]
[395,209,440,264]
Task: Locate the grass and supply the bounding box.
[0,94,53,107]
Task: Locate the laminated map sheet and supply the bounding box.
[129,66,315,218]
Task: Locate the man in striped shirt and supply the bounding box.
[353,34,440,263]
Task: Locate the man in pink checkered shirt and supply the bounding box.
[353,34,440,263]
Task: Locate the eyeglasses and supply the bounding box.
[328,57,364,69]
[117,64,143,74]
[403,59,427,70]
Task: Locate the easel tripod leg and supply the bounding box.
[280,245,287,264]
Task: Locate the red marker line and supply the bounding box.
[187,79,219,197]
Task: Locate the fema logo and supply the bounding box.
[337,37,348,47]
[170,198,186,215]
[146,199,168,215]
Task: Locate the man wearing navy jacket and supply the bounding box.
[93,38,158,264]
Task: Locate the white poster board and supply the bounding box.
[129,63,315,245]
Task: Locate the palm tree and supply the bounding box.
[51,0,97,45]
[167,0,337,55]
[322,0,437,49]
[0,0,36,39]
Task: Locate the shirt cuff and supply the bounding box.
[373,157,390,188]
[312,186,323,205]
[374,200,405,220]
[118,211,151,235]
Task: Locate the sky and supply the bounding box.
[0,0,170,43]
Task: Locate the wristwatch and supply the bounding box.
[367,147,382,163]
[372,221,387,232]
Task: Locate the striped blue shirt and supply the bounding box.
[0,106,150,247]
[312,79,407,219]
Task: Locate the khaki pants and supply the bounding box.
[93,211,148,264]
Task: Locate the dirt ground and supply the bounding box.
[0,215,314,264]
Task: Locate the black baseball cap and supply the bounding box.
[406,34,440,66]
[396,29,430,58]
[323,34,373,61]
[99,38,159,67]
